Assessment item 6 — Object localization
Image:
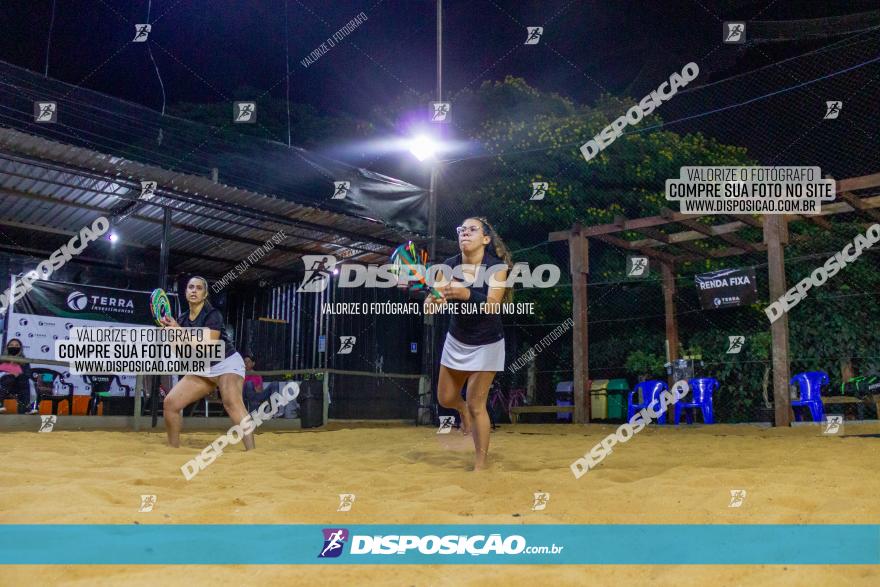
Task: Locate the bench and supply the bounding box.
[509,405,573,424]
[820,394,880,418]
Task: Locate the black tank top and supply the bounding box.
[443,252,505,345]
[177,303,237,359]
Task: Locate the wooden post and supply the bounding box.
[763,215,791,427]
[661,262,679,387]
[569,226,590,423]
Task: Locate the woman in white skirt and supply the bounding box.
[160,276,254,450]
[428,217,512,471]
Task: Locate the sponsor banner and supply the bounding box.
[11,280,160,323]
[694,267,758,309]
[6,280,177,396]
[0,525,877,564]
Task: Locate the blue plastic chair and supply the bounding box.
[674,377,718,424]
[790,371,828,422]
[627,380,669,425]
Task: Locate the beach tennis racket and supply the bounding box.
[150,288,173,326]
[391,241,443,299]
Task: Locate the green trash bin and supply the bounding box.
[605,379,630,421]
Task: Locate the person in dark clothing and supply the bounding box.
[242,354,272,412]
[160,276,254,449]
[427,217,513,471]
[0,338,36,414]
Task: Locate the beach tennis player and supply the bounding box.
[159,276,254,450]
[428,217,512,471]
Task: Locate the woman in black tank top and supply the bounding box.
[427,217,513,471]
[159,276,254,451]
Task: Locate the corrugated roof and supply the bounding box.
[0,59,456,281]
[0,127,457,280]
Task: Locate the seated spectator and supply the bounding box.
[0,339,37,414]
[244,354,263,393]
[242,354,271,412]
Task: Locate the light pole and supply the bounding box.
[430,0,442,261]
[418,0,443,425]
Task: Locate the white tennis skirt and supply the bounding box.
[206,352,246,378]
[440,333,505,372]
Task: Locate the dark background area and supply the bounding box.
[2,0,877,184]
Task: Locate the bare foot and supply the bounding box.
[459,409,472,435]
[473,460,489,472]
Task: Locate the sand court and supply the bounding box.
[1,423,878,584]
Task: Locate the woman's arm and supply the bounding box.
[440,268,508,313]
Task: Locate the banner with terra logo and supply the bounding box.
[694,267,758,310]
[5,280,176,398]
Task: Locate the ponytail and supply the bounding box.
[475,217,514,304]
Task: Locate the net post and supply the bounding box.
[322,371,329,426]
[133,374,143,431]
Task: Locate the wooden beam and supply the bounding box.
[802,214,833,230]
[763,215,791,427]
[820,194,880,215]
[574,183,880,244]
[633,225,710,258]
[568,226,590,424]
[548,229,571,242]
[593,233,683,265]
[837,172,880,193]
[582,214,679,237]
[837,191,880,222]
[676,216,761,252]
[630,220,763,249]
[549,175,880,262]
[707,246,753,259]
[730,214,763,228]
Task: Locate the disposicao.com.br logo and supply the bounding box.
[317,528,563,558]
[297,255,560,293]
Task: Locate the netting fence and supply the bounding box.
[424,25,880,423]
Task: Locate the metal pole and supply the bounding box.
[429,0,442,260]
[424,164,438,420]
[133,374,143,431]
[419,0,443,425]
[436,0,442,100]
[152,207,172,428]
[428,165,438,263]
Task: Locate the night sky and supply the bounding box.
[3,0,876,127]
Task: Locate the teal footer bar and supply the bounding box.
[1,525,878,565]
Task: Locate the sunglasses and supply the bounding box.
[455,225,482,236]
